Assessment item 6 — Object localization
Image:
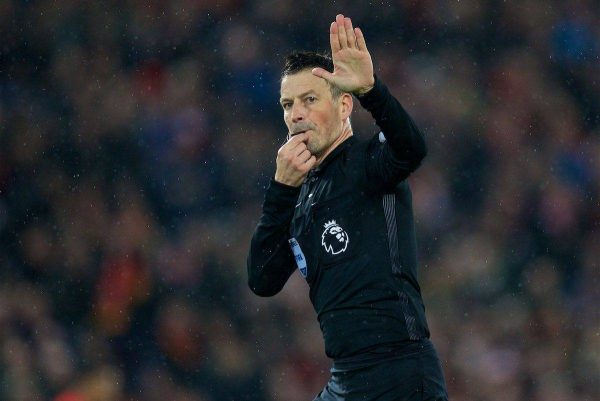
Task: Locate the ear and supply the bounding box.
[339,93,353,120]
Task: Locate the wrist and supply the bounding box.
[355,77,375,96]
[274,175,301,188]
[264,178,301,212]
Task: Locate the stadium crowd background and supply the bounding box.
[1,1,599,400]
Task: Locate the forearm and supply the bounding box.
[248,224,296,296]
[247,179,300,297]
[357,75,427,168]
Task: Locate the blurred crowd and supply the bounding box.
[1,0,599,400]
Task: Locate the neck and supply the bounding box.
[315,120,353,167]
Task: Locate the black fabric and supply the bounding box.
[247,76,447,397]
[313,339,449,401]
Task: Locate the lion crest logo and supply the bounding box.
[321,220,349,255]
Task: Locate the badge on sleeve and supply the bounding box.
[289,237,307,278]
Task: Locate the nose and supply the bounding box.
[291,103,306,124]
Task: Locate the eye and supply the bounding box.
[281,102,292,110]
[306,96,317,103]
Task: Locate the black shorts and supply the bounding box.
[313,339,448,401]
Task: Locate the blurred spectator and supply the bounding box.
[0,1,598,400]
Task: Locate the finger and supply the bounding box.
[297,149,312,163]
[286,131,308,145]
[329,21,341,53]
[290,140,307,156]
[336,14,348,49]
[303,155,317,169]
[355,27,368,52]
[281,132,306,151]
[279,135,306,160]
[312,67,335,83]
[344,17,356,48]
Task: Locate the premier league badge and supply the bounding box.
[321,220,349,255]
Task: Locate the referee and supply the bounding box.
[247,14,449,401]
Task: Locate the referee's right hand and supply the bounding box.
[274,132,316,187]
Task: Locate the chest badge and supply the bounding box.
[321,220,349,255]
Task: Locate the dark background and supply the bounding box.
[0,1,599,400]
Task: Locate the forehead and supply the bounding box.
[280,70,331,99]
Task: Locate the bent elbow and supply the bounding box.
[419,140,428,161]
[248,277,281,297]
[408,139,427,172]
[414,136,427,164]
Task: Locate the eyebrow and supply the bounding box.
[280,90,317,104]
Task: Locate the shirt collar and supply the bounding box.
[312,136,357,174]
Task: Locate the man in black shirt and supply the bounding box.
[247,14,449,401]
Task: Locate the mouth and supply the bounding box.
[291,129,311,137]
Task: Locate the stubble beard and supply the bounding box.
[306,135,322,156]
[306,129,330,158]
[311,123,341,158]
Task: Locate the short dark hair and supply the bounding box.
[281,51,343,99]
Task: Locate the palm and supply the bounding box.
[331,48,373,92]
[312,14,374,95]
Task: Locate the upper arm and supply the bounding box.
[364,132,427,192]
[247,224,297,297]
[246,179,301,296]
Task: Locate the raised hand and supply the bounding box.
[312,14,375,96]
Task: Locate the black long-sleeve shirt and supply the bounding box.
[247,76,430,361]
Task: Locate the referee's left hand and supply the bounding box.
[312,14,375,96]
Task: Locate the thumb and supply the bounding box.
[312,67,335,83]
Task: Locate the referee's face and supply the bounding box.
[280,70,346,158]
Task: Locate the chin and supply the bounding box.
[310,146,326,159]
[307,141,320,155]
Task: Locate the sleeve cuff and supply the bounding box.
[356,74,387,108]
[263,178,301,210]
